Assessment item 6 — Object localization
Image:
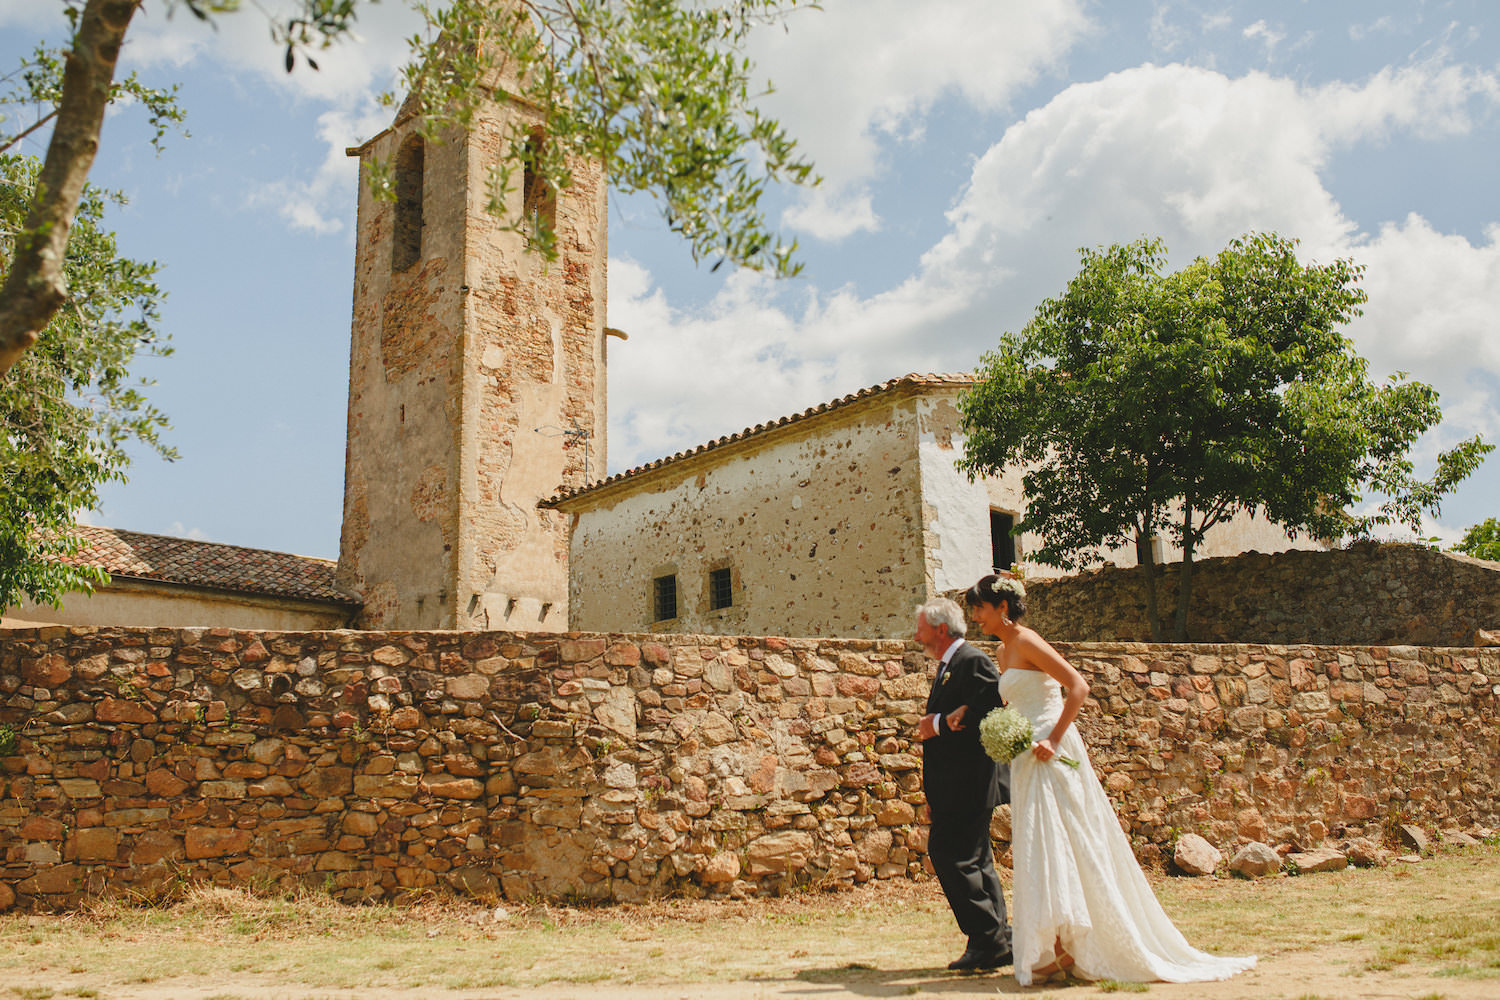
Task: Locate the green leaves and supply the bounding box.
[1,153,175,609]
[958,232,1491,640]
[1452,517,1500,561]
[1,42,186,156]
[390,0,818,277]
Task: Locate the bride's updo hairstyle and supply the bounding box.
[964,573,1027,620]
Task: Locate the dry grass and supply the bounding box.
[0,843,1495,998]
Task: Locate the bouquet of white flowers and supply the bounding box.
[979,706,1079,767]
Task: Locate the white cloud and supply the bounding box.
[169,522,213,542]
[1242,19,1286,58]
[1345,216,1500,445]
[1348,16,1398,43]
[780,186,879,241]
[1311,61,1500,145]
[925,64,1354,294]
[0,5,66,35]
[751,0,1091,238]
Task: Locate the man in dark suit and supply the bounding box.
[915,597,1012,971]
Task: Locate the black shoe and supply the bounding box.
[948,947,1013,971]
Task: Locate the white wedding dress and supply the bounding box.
[1001,667,1257,985]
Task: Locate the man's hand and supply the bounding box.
[918,703,969,740]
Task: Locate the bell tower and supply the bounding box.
[337,82,607,630]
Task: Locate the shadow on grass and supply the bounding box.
[789,962,1049,995]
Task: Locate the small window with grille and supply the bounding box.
[709,567,733,610]
[652,574,678,622]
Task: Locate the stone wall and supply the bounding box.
[1022,541,1500,646]
[1,625,1495,911]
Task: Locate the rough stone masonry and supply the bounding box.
[1,625,1496,910]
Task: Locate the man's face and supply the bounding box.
[915,614,950,659]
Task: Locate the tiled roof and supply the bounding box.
[544,372,978,507]
[60,525,361,606]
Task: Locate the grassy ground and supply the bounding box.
[1,843,1496,999]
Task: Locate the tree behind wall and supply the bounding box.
[0,152,175,611]
[958,233,1491,641]
[1452,517,1500,562]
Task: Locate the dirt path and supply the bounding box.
[9,850,1498,1000]
[17,939,1493,1000]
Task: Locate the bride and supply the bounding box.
[963,573,1256,985]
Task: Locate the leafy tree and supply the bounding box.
[1452,517,1500,562]
[958,233,1492,641]
[0,0,818,377]
[1,152,175,611]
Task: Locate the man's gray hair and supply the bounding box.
[916,597,967,637]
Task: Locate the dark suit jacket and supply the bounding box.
[923,640,1009,813]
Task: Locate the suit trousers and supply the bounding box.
[928,797,1010,953]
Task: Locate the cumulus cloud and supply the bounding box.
[1344,216,1500,450]
[780,187,880,242]
[750,0,1091,239]
[1311,61,1500,144]
[921,63,1356,329]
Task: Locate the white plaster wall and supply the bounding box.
[565,399,930,638]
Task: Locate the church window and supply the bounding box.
[990,510,1017,573]
[709,567,733,610]
[652,573,678,622]
[522,130,557,239]
[393,136,425,272]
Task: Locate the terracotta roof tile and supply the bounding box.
[62,526,360,606]
[544,372,977,507]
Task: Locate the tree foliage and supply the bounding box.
[958,233,1492,641]
[1,152,176,611]
[0,0,819,377]
[1452,517,1500,562]
[387,0,818,269]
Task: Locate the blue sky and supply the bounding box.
[3,0,1498,562]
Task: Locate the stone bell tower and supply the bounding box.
[337,77,607,631]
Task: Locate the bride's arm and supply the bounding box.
[1017,628,1090,761]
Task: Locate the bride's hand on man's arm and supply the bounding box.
[917,703,969,740]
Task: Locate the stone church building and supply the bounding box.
[542,373,1316,639]
[3,72,1318,637]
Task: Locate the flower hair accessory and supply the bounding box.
[985,574,1026,602]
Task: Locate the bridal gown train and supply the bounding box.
[1000,667,1257,985]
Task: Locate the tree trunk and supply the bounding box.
[0,0,139,378]
[1172,501,1196,641]
[1136,528,1164,642]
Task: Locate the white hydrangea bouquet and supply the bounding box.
[979,706,1079,767]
